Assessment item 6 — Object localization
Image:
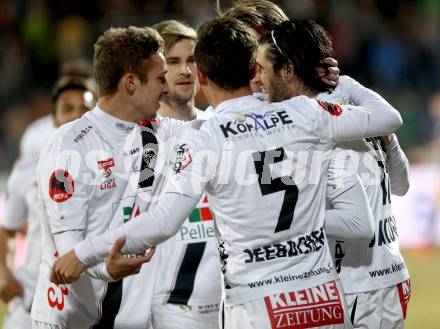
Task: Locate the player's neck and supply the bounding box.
[291,79,318,98]
[158,99,197,121]
[208,85,253,109]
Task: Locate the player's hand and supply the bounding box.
[0,268,23,303]
[380,134,395,145]
[106,236,155,281]
[50,250,87,284]
[317,57,340,87]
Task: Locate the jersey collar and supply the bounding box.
[214,95,261,115]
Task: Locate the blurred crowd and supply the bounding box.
[0,0,440,172]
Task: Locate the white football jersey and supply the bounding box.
[32,107,162,327]
[151,108,221,308]
[3,114,56,310]
[19,114,56,164]
[318,76,410,293]
[74,92,402,307]
[169,95,369,306]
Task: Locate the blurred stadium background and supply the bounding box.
[0,0,439,328]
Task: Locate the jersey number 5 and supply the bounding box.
[252,147,299,233]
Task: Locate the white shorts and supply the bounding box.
[346,279,411,329]
[149,302,219,329]
[3,297,32,329]
[222,280,353,329]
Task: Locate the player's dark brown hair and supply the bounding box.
[93,26,163,96]
[51,75,96,103]
[217,0,288,36]
[194,17,257,91]
[260,19,334,93]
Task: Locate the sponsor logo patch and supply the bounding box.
[97,158,115,178]
[123,205,140,223]
[98,158,117,190]
[49,170,74,203]
[219,110,294,138]
[264,281,345,329]
[178,196,215,241]
[316,100,343,116]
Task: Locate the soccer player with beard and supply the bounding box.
[146,20,220,329]
[51,17,403,329]
[0,75,96,329]
[218,0,340,94]
[257,19,410,328]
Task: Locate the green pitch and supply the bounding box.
[0,249,439,328]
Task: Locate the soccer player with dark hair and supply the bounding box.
[257,18,411,329]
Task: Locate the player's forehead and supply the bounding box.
[256,44,271,66]
[166,38,196,58]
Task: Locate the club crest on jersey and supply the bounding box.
[142,148,157,171]
[220,110,294,139]
[316,100,343,116]
[49,170,74,203]
[171,143,192,174]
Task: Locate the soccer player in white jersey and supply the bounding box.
[148,20,220,329]
[31,27,169,329]
[257,19,411,328]
[51,17,402,329]
[0,75,95,329]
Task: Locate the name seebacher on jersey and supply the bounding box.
[244,227,325,263]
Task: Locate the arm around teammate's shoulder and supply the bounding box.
[381,134,410,196]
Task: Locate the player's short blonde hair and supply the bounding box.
[153,20,197,54]
[218,0,288,36]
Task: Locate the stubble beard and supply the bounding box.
[167,88,196,106]
[268,75,290,103]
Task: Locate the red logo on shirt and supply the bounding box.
[49,170,74,203]
[316,100,343,116]
[97,158,115,178]
[47,285,69,311]
[264,281,345,329]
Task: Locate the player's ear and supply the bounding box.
[196,67,207,86]
[250,62,258,82]
[122,72,136,96]
[282,60,295,82]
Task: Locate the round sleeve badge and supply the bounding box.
[49,170,75,203]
